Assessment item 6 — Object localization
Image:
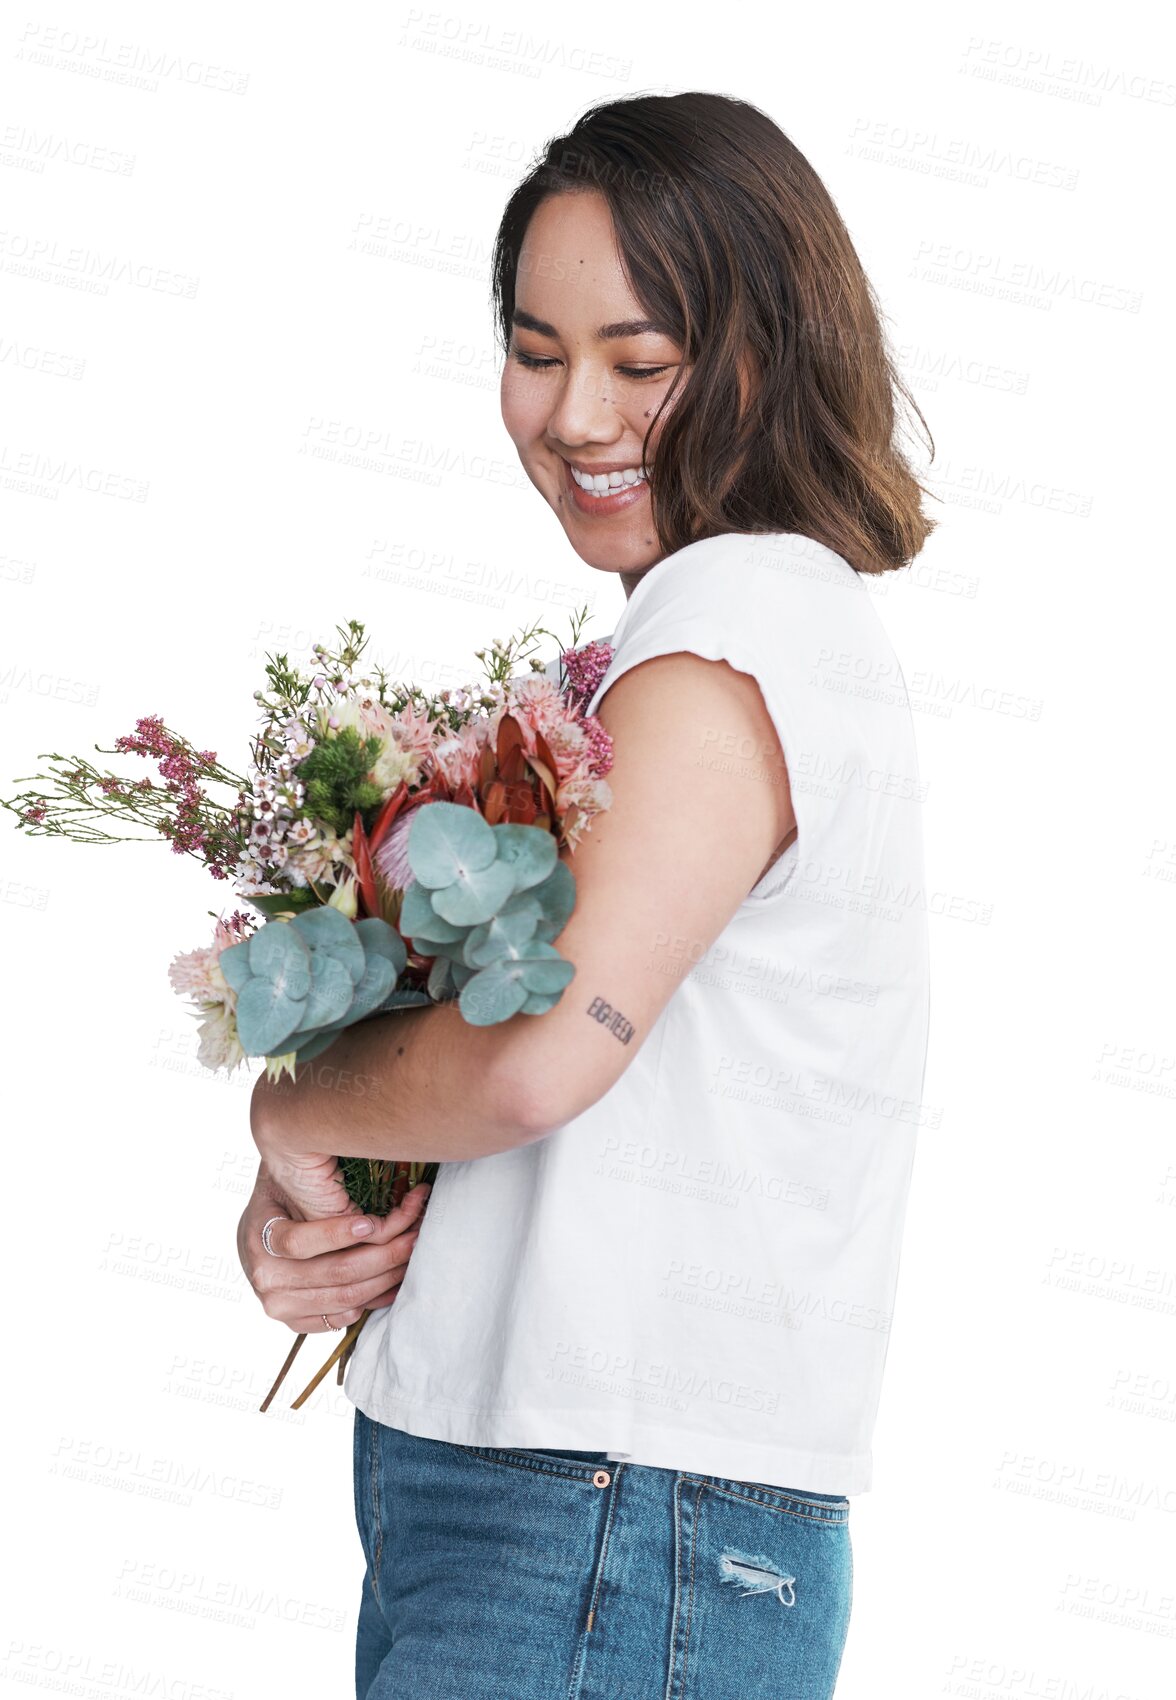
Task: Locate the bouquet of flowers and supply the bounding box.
[3,614,615,1407]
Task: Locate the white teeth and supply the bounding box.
[570,463,647,496]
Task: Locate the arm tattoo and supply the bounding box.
[586,995,635,1046]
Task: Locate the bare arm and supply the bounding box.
[251,649,794,1166]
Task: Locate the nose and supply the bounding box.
[544,359,622,450]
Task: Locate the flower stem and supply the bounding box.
[290,1312,370,1408]
[260,1333,307,1412]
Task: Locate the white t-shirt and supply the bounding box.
[345,530,931,1495]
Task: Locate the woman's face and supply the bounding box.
[500,190,688,593]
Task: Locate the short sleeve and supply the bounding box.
[583,534,824,907]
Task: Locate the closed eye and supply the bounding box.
[512,351,671,380]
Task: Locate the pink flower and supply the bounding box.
[576,714,614,780]
[372,802,430,892]
[430,723,486,794]
[557,772,614,849]
[560,639,613,702]
[169,910,255,1005]
[502,673,612,782]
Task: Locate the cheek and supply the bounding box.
[500,370,548,447]
[643,372,686,432]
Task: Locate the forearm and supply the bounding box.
[251,997,542,1165]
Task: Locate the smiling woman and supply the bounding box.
[245,89,937,1700]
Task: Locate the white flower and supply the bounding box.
[284,824,354,886]
[318,698,367,740]
[367,741,417,798]
[194,1001,247,1071]
[328,873,359,918]
[168,943,223,1003]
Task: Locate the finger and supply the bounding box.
[290,1308,365,1333]
[261,1182,431,1263]
[254,1226,422,1301]
[262,1257,415,1326]
[286,1286,403,1334]
[260,1237,419,1312]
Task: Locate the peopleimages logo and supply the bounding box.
[662,1261,892,1333]
[597,1133,831,1210]
[549,1340,781,1415]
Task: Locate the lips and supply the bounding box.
[562,456,650,516]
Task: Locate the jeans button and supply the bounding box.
[592,1469,611,1488]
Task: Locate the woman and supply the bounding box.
[240,90,935,1699]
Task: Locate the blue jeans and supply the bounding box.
[353,1408,853,1698]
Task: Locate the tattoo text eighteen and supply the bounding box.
[586,996,635,1045]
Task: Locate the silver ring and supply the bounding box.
[261,1215,288,1257]
[322,1313,344,1331]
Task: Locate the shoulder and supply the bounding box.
[583,532,866,717]
[620,531,861,634]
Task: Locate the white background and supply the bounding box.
[1,3,1173,1696]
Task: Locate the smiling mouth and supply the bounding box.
[567,462,649,496]
[561,458,651,515]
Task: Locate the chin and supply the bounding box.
[562,526,658,579]
[541,493,654,577]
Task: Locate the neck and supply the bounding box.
[620,564,658,600]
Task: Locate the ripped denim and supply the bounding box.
[353,1410,853,1699]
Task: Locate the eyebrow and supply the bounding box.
[511,309,673,342]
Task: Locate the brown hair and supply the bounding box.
[490,91,937,575]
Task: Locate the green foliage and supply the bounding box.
[245,888,321,916]
[337,1157,440,1217]
[295,726,385,835]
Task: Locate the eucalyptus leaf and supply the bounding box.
[458,962,530,1026]
[293,952,358,1034]
[425,934,469,966]
[426,955,454,999]
[398,878,437,935]
[250,917,314,1002]
[283,952,399,1054]
[490,822,558,891]
[292,904,366,985]
[494,887,544,927]
[236,974,307,1055]
[291,1025,347,1065]
[464,908,543,967]
[531,862,577,937]
[519,952,576,995]
[432,857,517,927]
[400,881,466,945]
[406,912,467,947]
[342,951,400,1022]
[353,916,408,975]
[407,801,498,889]
[217,937,254,995]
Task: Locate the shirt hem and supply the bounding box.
[344,1379,872,1497]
